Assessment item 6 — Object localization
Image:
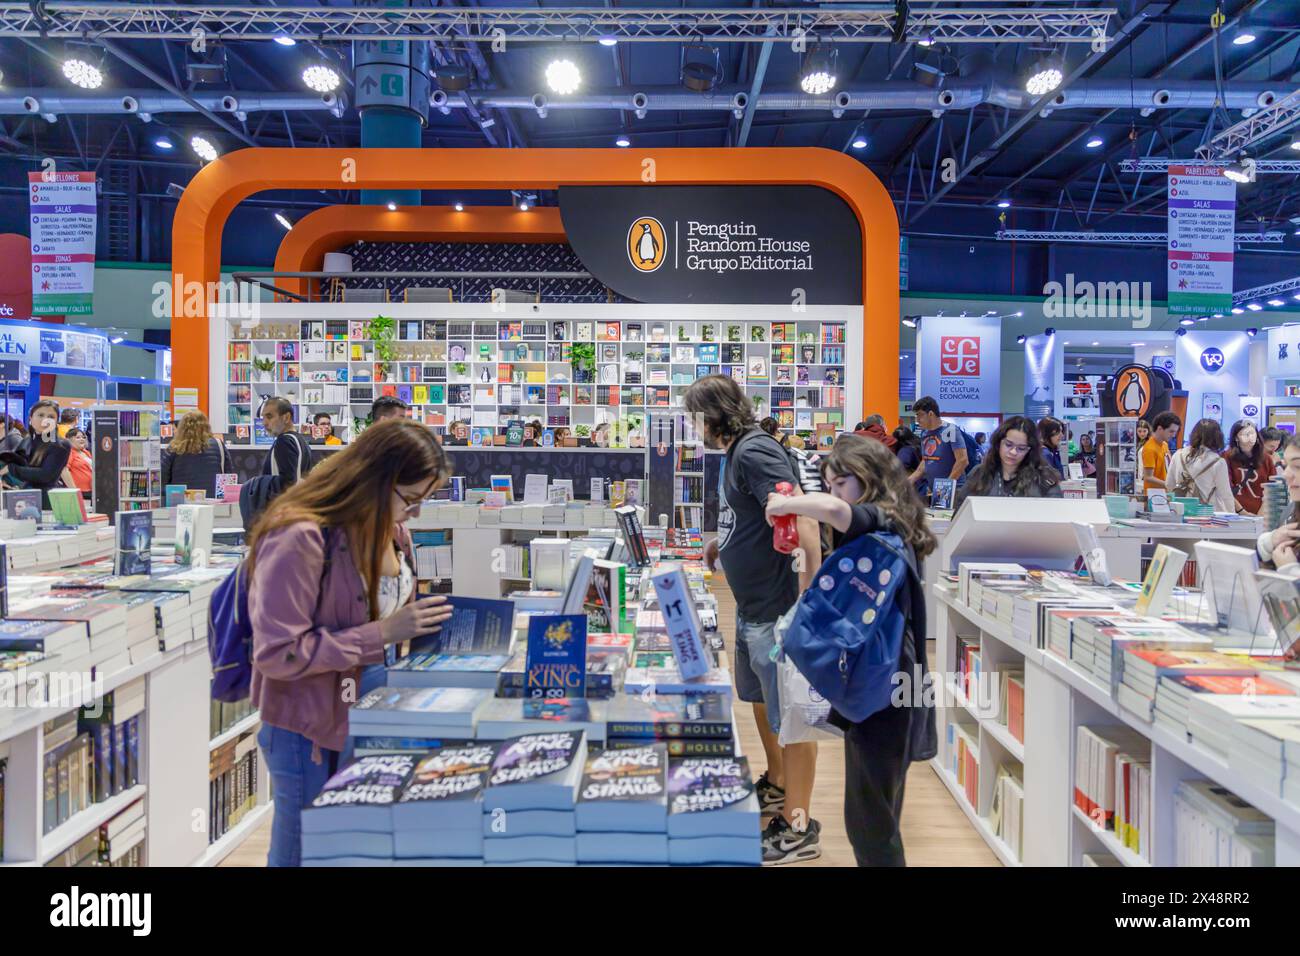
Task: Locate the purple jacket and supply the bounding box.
[248,521,414,753]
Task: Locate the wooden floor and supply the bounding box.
[222,577,997,868]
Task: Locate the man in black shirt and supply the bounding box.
[685,375,823,864]
[260,397,313,484]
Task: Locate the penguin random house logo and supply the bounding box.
[1042,273,1153,329]
[627,216,666,273]
[1199,347,1225,373]
[49,886,151,936]
[1112,364,1153,418]
[939,336,980,376]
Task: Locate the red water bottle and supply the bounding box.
[772,481,800,554]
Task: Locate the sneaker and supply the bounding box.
[755,771,785,815]
[761,815,822,866]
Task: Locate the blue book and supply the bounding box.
[484,731,586,811]
[301,831,394,859]
[410,596,514,656]
[667,835,760,866]
[575,744,669,833]
[392,743,499,834]
[164,485,187,507]
[666,756,759,838]
[481,808,575,838]
[481,835,576,864]
[125,715,140,787]
[387,652,512,690]
[113,511,153,576]
[303,857,394,867]
[392,857,483,867]
[352,735,450,755]
[393,828,483,859]
[111,721,127,795]
[349,687,490,733]
[577,832,669,864]
[524,614,588,699]
[302,754,417,833]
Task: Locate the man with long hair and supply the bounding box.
[684,374,823,864]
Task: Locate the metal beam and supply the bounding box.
[736,26,774,148]
[1197,88,1300,159]
[997,228,1285,243]
[1234,275,1300,304]
[1120,158,1300,172]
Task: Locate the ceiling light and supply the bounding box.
[1290,137,1300,151]
[996,198,1012,209]
[1015,335,1026,345]
[615,135,630,147]
[1176,328,1187,337]
[598,36,617,47]
[302,64,341,93]
[545,59,580,95]
[681,45,721,93]
[1085,137,1103,149]
[434,64,471,92]
[1224,159,1254,184]
[1232,30,1256,46]
[154,137,174,150]
[1213,313,1224,318]
[901,317,917,329]
[1063,341,1071,345]
[275,212,292,231]
[387,201,397,211]
[190,134,218,162]
[1246,328,1259,337]
[1045,327,1055,337]
[1294,293,1300,301]
[1025,53,1064,96]
[518,200,530,211]
[166,182,184,199]
[1231,307,1245,314]
[1015,311,1023,317]
[1247,302,1263,311]
[1197,316,1209,322]
[1179,318,1194,326]
[800,45,838,96]
[917,37,935,48]
[1269,299,1286,307]
[63,58,103,90]
[109,336,124,344]
[1091,341,1100,346]
[852,137,868,150]
[274,34,296,47]
[1133,342,1145,346]
[454,202,464,212]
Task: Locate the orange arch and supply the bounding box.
[171,147,899,418]
[272,205,567,299]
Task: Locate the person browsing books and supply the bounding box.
[1165,419,1235,513]
[763,434,938,866]
[911,396,968,501]
[686,374,823,864]
[161,411,230,499]
[0,399,71,508]
[246,419,455,867]
[1141,411,1181,491]
[953,415,1063,510]
[1037,417,1066,479]
[1224,420,1269,514]
[1261,426,1285,475]
[61,427,93,497]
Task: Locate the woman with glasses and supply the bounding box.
[245,419,455,866]
[954,415,1062,509]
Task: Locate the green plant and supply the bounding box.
[575,424,591,438]
[364,314,397,363]
[253,356,275,373]
[353,416,369,435]
[752,395,766,412]
[453,362,468,376]
[570,342,596,381]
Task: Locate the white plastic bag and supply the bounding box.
[774,607,843,745]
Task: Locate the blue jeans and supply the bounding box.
[258,724,339,867]
[733,613,782,735]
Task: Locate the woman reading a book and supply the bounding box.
[161,411,229,498]
[0,399,71,508]
[247,419,454,866]
[953,416,1062,510]
[763,434,937,866]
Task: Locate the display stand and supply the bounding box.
[90,403,163,517]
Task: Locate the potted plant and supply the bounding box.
[570,342,596,384]
[364,315,396,364]
[452,362,469,379]
[575,423,592,446]
[752,395,766,415]
[253,356,275,382]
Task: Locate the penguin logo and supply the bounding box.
[1111,364,1151,418]
[627,216,666,273]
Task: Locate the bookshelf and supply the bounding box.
[672,411,706,530]
[1096,417,1140,498]
[90,403,163,516]
[217,303,858,444]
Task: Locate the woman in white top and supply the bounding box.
[1165,418,1236,514]
[1256,433,1300,583]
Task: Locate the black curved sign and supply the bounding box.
[558,185,863,305]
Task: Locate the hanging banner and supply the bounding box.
[1023,333,1059,418]
[558,185,862,305]
[1166,165,1235,317]
[915,315,1000,413]
[0,320,108,373]
[28,170,96,315]
[1237,395,1262,426]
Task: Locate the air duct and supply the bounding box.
[0,90,346,117]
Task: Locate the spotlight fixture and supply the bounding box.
[274,211,293,231]
[1247,302,1263,311]
[545,59,581,95]
[109,336,124,345]
[518,200,530,211]
[1197,316,1209,322]
[154,137,174,150]
[1232,29,1256,45]
[1024,52,1064,96]
[1269,299,1286,307]
[910,47,950,90]
[680,44,722,92]
[1176,328,1187,337]
[1179,318,1195,326]
[1085,137,1104,149]
[996,198,1012,209]
[190,134,218,162]
[434,64,471,92]
[1294,293,1300,301]
[63,58,104,90]
[186,42,228,84]
[1063,341,1071,346]
[1246,327,1259,337]
[598,36,617,47]
[851,137,868,150]
[1224,158,1254,184]
[901,317,918,329]
[1015,311,1024,317]
[1231,307,1245,314]
[454,202,464,212]
[274,34,296,47]
[166,182,184,199]
[1044,327,1056,337]
[1091,341,1100,346]
[302,65,341,93]
[1015,334,1026,345]
[387,201,397,211]
[800,45,838,96]
[615,135,630,147]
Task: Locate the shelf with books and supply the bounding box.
[1070,803,1150,868]
[208,712,260,752]
[932,764,1022,868]
[194,801,273,868]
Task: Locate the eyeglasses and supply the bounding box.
[1001,439,1031,456]
[394,483,435,513]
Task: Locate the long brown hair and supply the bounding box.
[820,433,937,560]
[1186,418,1224,463]
[171,411,214,456]
[247,419,449,620]
[965,415,1059,497]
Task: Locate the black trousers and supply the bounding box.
[843,701,912,867]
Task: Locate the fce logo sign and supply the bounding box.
[1199,347,1225,373]
[940,336,980,376]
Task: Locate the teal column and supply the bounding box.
[360,109,422,207]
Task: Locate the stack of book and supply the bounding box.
[998,669,1024,744]
[348,687,490,744]
[1074,725,1151,860]
[390,743,499,866]
[947,723,980,810]
[78,679,144,804]
[301,754,417,866]
[1182,680,1300,760]
[388,652,513,690]
[42,711,93,834]
[575,743,669,864]
[7,598,128,676]
[1173,780,1274,866]
[474,697,607,743]
[211,697,255,739]
[605,693,735,757]
[1073,616,1208,694]
[989,765,1024,862]
[665,756,761,865]
[1231,719,1300,801]
[1262,477,1291,532]
[1117,648,1254,723]
[208,728,258,845]
[481,731,586,866]
[622,665,732,697]
[495,650,624,699]
[98,797,146,866]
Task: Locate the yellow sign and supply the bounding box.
[627,216,666,273]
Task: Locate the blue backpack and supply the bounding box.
[209,526,332,702]
[779,530,916,724]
